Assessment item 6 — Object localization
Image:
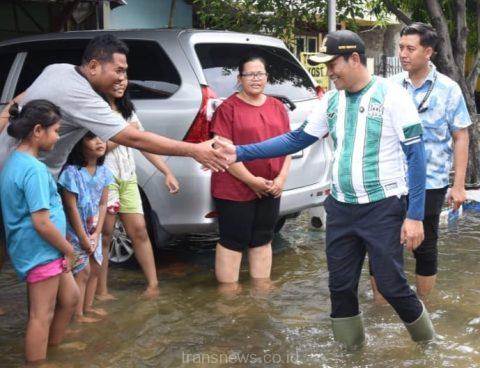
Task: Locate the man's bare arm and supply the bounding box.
[112,124,228,171]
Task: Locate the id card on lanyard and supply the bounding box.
[403,72,437,113]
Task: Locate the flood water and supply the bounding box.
[0,212,479,367]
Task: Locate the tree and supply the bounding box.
[193,0,480,184]
[192,0,372,48]
[378,0,480,185]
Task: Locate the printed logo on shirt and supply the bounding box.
[327,111,337,120]
[367,102,383,120]
[384,182,398,191]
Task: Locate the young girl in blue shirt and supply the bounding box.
[58,131,113,323]
[0,100,80,364]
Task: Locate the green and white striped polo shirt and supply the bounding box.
[304,76,422,204]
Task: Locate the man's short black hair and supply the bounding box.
[82,34,129,65]
[400,22,438,50]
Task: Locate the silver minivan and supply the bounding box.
[0,29,332,263]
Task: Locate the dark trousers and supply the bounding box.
[413,187,447,276]
[324,195,422,323]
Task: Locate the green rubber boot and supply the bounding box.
[331,313,365,349]
[404,303,435,342]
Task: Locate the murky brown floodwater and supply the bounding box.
[0,212,479,368]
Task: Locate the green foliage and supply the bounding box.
[374,0,478,54]
[192,0,389,45]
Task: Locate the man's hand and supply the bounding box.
[247,176,273,198]
[447,186,466,210]
[400,218,424,252]
[267,176,286,198]
[191,139,229,172]
[213,138,237,164]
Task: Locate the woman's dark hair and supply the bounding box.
[238,54,268,75]
[7,99,61,140]
[115,91,135,120]
[65,131,106,168]
[400,22,438,49]
[81,34,129,65]
[98,86,135,120]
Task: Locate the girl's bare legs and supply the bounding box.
[25,275,59,363]
[48,271,80,346]
[73,263,98,323]
[97,213,117,301]
[84,257,107,316]
[120,213,159,297]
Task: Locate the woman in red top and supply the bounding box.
[210,55,291,292]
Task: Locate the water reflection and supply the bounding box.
[0,212,479,367]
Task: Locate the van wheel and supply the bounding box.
[109,220,136,266]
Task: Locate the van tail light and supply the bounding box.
[324,189,331,196]
[316,85,325,99]
[204,211,218,218]
[183,85,219,143]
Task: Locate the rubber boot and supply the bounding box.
[331,313,365,349]
[404,302,435,342]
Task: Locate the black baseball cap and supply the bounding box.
[309,30,365,64]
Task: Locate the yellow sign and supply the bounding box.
[300,52,329,89]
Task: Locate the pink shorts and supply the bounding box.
[26,258,65,284]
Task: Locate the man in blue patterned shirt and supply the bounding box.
[371,22,471,300]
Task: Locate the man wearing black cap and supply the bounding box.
[216,30,435,348]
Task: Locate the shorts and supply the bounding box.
[413,187,447,276]
[214,196,280,252]
[26,258,65,284]
[107,176,143,215]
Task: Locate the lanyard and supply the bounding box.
[403,72,437,113]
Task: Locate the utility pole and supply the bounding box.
[97,0,110,29]
[327,0,336,89]
[328,0,336,33]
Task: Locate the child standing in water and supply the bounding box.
[0,100,79,364]
[59,132,113,322]
[99,79,179,300]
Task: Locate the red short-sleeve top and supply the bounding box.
[210,93,291,201]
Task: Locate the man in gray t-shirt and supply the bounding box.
[0,63,127,177]
[0,34,227,299]
[0,35,226,176]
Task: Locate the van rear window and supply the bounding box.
[195,43,316,101]
[13,39,180,99]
